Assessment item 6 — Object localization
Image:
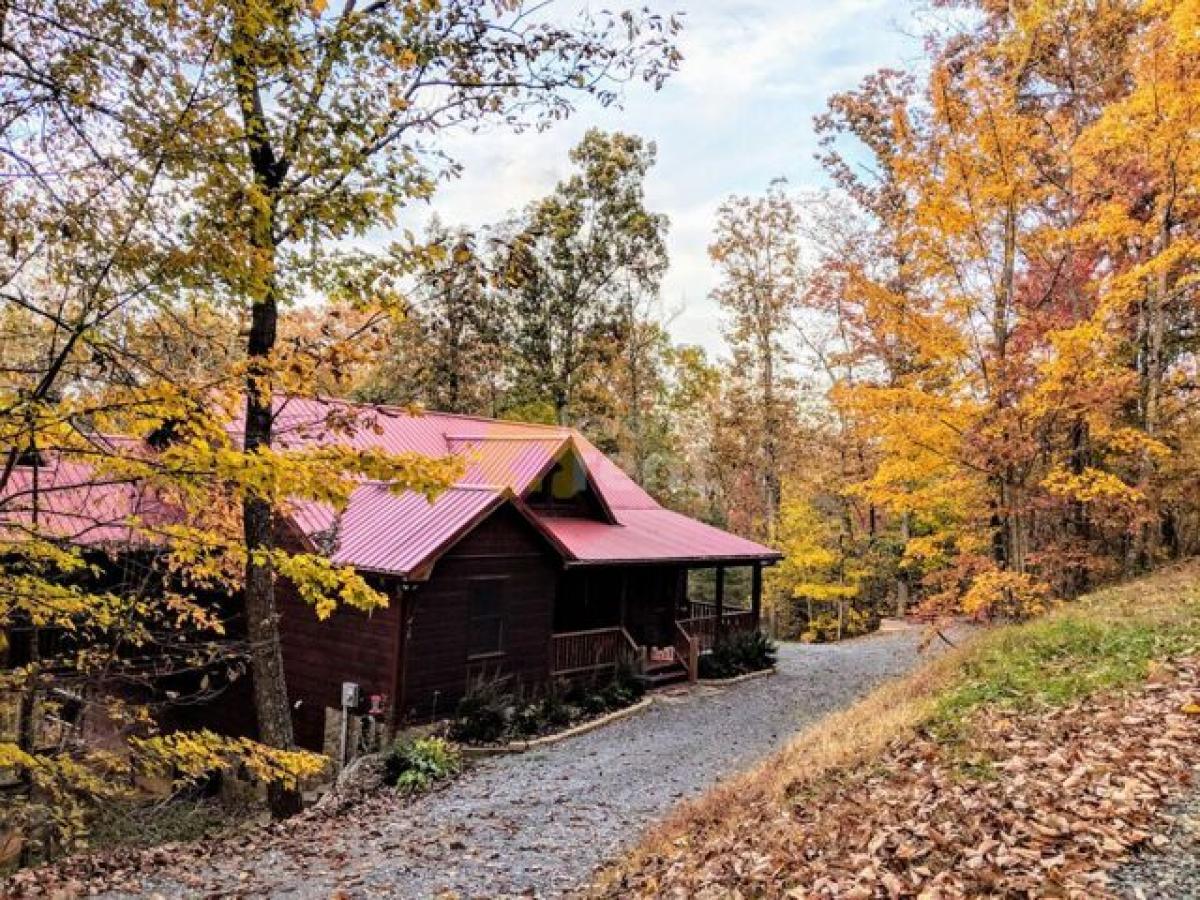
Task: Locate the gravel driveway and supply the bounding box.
[1111,793,1200,898]
[134,625,937,899]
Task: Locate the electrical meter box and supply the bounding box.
[340,682,361,709]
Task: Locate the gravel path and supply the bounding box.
[1111,793,1200,899]
[134,625,937,899]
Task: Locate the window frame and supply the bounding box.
[465,576,508,661]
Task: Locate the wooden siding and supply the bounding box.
[278,575,401,751]
[399,504,561,722]
[275,511,697,744]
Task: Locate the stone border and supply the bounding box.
[460,695,654,758]
[698,666,777,686]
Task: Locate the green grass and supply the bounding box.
[932,565,1200,732]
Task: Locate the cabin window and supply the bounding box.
[467,578,506,658]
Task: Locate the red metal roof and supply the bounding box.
[1,397,779,576]
[266,398,779,575]
[329,485,503,575]
[446,435,566,489]
[0,454,174,548]
[540,507,781,565]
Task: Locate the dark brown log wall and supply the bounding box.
[399,504,560,722]
[277,576,401,751]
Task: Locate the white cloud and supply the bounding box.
[392,0,921,358]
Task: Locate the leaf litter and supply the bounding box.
[596,658,1200,899]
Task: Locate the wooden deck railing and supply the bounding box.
[688,601,751,621]
[550,626,641,677]
[676,610,757,653]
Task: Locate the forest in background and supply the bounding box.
[1,0,1199,866]
[319,0,1200,638]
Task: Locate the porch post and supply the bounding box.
[714,564,725,641]
[751,562,763,632]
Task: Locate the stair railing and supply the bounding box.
[673,621,699,683]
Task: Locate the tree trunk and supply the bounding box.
[554,389,570,427]
[1128,176,1173,573]
[761,345,781,543]
[895,510,910,617]
[231,14,300,819]
[1066,417,1090,595]
[991,193,1025,576]
[16,634,40,866]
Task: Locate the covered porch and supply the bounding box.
[548,561,766,683]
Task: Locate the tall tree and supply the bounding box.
[362,221,509,416]
[1073,0,1200,568]
[2,0,679,819]
[499,129,670,427]
[709,181,803,541]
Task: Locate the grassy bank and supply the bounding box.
[594,562,1200,897]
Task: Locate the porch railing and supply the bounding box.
[550,626,641,677]
[688,600,751,621]
[673,621,699,683]
[676,610,757,653]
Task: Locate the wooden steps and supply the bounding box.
[641,660,690,688]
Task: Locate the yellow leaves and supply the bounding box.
[794,582,859,602]
[1041,466,1144,507]
[767,489,865,610]
[0,569,124,631]
[132,730,328,789]
[961,569,1052,620]
[159,440,463,510]
[1,741,133,839]
[0,742,37,771]
[267,550,388,619]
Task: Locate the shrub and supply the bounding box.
[384,737,462,792]
[448,664,645,744]
[539,678,574,729]
[581,691,610,715]
[611,653,646,702]
[510,701,543,738]
[698,629,777,679]
[448,672,512,743]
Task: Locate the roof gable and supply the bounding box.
[265,397,780,576]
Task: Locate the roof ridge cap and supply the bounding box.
[276,392,571,432]
[352,480,503,492]
[446,433,569,441]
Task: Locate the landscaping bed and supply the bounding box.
[447,658,646,746]
[593,563,1200,898]
[696,629,777,680]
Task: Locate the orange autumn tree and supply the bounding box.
[1071,0,1200,569]
[795,0,1200,620]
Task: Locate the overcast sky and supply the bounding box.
[399,0,925,359]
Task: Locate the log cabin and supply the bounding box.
[1,397,781,752]
[270,398,781,750]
